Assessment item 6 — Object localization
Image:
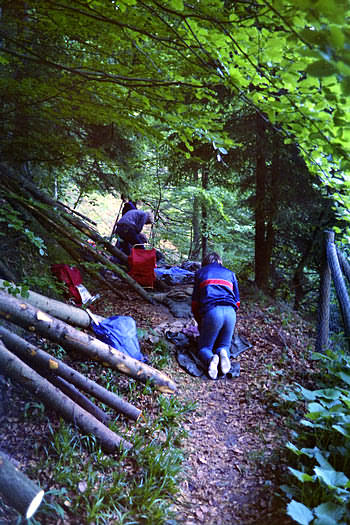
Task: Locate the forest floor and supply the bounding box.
[0,279,317,524]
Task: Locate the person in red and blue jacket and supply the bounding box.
[191,252,240,379]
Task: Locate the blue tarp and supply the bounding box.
[154,266,194,285]
[91,315,147,362]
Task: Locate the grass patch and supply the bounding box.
[23,394,195,525]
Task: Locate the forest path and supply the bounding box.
[0,280,315,524]
[102,280,315,525]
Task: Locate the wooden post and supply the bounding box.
[327,233,350,341]
[315,231,332,352]
[336,248,350,284]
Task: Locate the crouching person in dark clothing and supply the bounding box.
[191,252,240,380]
[116,209,154,255]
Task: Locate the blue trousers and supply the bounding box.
[198,306,236,367]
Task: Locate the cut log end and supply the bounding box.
[0,452,45,519]
[26,489,44,519]
[158,384,176,394]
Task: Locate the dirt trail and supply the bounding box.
[0,281,315,524]
[106,280,314,525]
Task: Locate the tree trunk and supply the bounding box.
[0,325,141,421]
[201,166,209,263]
[46,374,110,425]
[0,279,104,328]
[0,340,132,452]
[189,171,201,260]
[254,113,271,291]
[292,225,321,310]
[0,291,177,393]
[0,451,44,519]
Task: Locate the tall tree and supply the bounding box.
[1,0,349,201]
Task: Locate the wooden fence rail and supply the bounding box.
[316,230,350,352]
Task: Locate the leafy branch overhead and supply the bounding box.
[1,1,349,198]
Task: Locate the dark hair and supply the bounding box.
[202,252,222,266]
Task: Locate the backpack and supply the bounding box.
[51,264,92,306]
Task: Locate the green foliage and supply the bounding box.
[29,396,195,524]
[1,0,350,302]
[280,348,350,524]
[0,204,47,256]
[1,0,350,216]
[23,401,46,420]
[0,280,29,298]
[21,275,64,298]
[150,339,172,370]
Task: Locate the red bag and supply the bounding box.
[51,264,84,305]
[128,246,156,288]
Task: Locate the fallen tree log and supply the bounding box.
[0,340,132,452]
[0,291,177,393]
[62,208,129,266]
[0,279,104,328]
[4,191,124,301]
[2,170,165,301]
[0,325,141,421]
[48,374,110,425]
[2,188,142,303]
[18,189,129,268]
[57,200,97,226]
[0,451,44,519]
[15,171,128,265]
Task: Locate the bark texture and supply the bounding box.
[0,340,132,452]
[0,325,141,421]
[0,291,177,393]
[0,279,104,328]
[0,452,44,519]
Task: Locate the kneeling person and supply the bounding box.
[191,252,240,379]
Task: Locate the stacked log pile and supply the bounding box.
[0,287,177,452]
[0,164,156,303]
[0,164,178,518]
[0,166,177,441]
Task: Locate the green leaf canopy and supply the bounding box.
[0,0,349,208]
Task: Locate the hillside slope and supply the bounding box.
[0,280,316,524]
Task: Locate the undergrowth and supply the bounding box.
[278,344,350,525]
[19,390,195,524]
